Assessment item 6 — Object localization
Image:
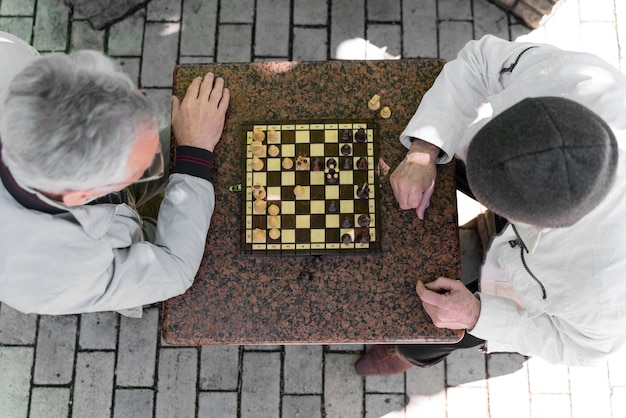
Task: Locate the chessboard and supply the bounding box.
[240,120,381,256]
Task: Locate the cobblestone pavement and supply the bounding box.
[1,0,626,417]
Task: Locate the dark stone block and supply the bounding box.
[65,0,152,30]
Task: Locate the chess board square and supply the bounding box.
[310,172,325,185]
[325,228,339,242]
[282,201,295,214]
[295,200,310,214]
[310,200,325,214]
[281,130,295,143]
[325,130,338,143]
[325,143,339,155]
[311,229,325,243]
[296,215,311,229]
[281,187,295,201]
[295,143,310,158]
[253,172,267,186]
[281,171,295,185]
[340,200,354,213]
[325,185,339,199]
[326,214,339,228]
[311,130,325,143]
[309,185,325,200]
[267,171,280,185]
[282,144,295,157]
[310,214,325,228]
[353,143,367,155]
[355,199,369,213]
[296,130,310,143]
[353,170,367,184]
[282,229,295,243]
[282,215,296,230]
[295,229,310,243]
[294,187,311,200]
[267,215,281,229]
[266,187,280,201]
[253,216,267,229]
[339,185,353,199]
[295,171,310,186]
[340,170,353,184]
[310,143,324,156]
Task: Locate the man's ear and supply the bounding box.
[61,189,95,207]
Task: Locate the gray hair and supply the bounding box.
[0,50,158,193]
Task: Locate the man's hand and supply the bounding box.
[416,278,480,330]
[171,72,230,152]
[390,138,439,219]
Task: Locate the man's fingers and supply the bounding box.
[218,87,230,110]
[198,72,216,101]
[208,77,225,107]
[171,95,181,119]
[184,76,203,101]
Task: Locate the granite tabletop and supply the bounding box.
[162,59,463,346]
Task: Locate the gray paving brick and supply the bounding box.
[330,0,365,59]
[0,303,37,345]
[255,0,290,57]
[78,312,118,350]
[366,23,401,57]
[30,387,70,418]
[34,315,77,385]
[569,364,612,418]
[474,0,510,40]
[611,387,626,418]
[327,344,363,352]
[405,363,446,417]
[367,0,400,22]
[284,345,323,394]
[438,21,474,61]
[33,0,70,51]
[293,0,327,25]
[0,347,33,418]
[244,344,282,350]
[439,0,473,20]
[141,22,180,87]
[282,395,322,418]
[487,354,530,418]
[108,9,145,56]
[199,345,240,390]
[180,0,217,56]
[155,348,198,418]
[293,27,327,61]
[72,351,115,418]
[403,0,437,58]
[220,0,254,23]
[446,348,487,387]
[70,20,104,51]
[0,0,36,15]
[365,394,406,418]
[114,388,154,418]
[198,392,238,418]
[147,0,182,21]
[608,347,626,386]
[0,17,34,43]
[530,393,572,418]
[324,353,363,417]
[217,24,252,62]
[241,352,281,418]
[179,56,214,63]
[527,357,570,394]
[365,371,404,393]
[116,307,159,387]
[113,57,141,87]
[446,387,489,418]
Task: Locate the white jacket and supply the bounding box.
[400,35,626,365]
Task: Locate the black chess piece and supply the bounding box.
[358,214,371,227]
[326,169,339,184]
[341,216,353,228]
[327,200,339,213]
[341,233,352,245]
[341,144,352,156]
[354,127,366,143]
[340,129,352,142]
[326,158,337,170]
[311,157,323,171]
[357,156,368,170]
[359,231,371,244]
[356,183,370,199]
[341,157,352,170]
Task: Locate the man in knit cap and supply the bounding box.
[355,35,626,375]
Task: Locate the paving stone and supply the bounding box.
[446,386,489,418]
[241,352,281,417]
[293,27,327,61]
[0,17,34,43]
[446,348,487,387]
[330,0,365,59]
[220,0,254,23]
[365,371,404,393]
[108,8,145,56]
[199,345,240,390]
[198,392,238,418]
[366,23,401,57]
[365,393,406,418]
[72,351,115,418]
[180,0,217,56]
[179,56,214,63]
[579,0,615,22]
[611,386,626,418]
[147,0,182,21]
[66,0,145,30]
[113,57,141,87]
[141,22,180,87]
[367,0,400,22]
[244,345,282,351]
[282,395,322,418]
[255,0,290,57]
[327,344,363,352]
[0,346,33,418]
[0,303,37,345]
[530,393,572,418]
[114,388,154,418]
[217,24,252,62]
[116,307,159,387]
[402,0,437,58]
[155,348,198,418]
[293,0,327,25]
[30,387,70,418]
[78,312,118,350]
[0,0,36,15]
[405,361,446,418]
[527,356,570,393]
[438,20,474,61]
[487,354,530,418]
[33,0,70,51]
[34,315,77,385]
[569,364,612,418]
[439,0,473,20]
[70,20,104,51]
[324,353,363,417]
[284,345,323,394]
[608,346,626,386]
[474,0,511,40]
[581,21,620,68]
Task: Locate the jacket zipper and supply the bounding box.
[509,224,547,300]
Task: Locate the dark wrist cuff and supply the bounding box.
[173,146,215,182]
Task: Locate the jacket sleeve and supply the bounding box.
[398,35,543,162]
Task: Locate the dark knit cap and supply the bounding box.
[466,97,617,228]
